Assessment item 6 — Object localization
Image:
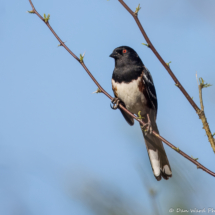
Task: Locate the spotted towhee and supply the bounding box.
[110,46,172,181]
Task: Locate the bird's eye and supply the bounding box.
[123,49,127,54]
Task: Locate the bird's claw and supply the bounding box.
[110,98,120,110]
[141,114,153,135]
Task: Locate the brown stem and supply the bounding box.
[198,85,204,111]
[196,76,215,152]
[118,0,215,153]
[198,111,215,153]
[28,0,215,177]
[118,0,199,112]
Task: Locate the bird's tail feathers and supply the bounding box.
[141,114,172,181]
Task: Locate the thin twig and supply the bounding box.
[118,0,198,112]
[28,0,215,177]
[196,73,204,111]
[118,0,215,153]
[196,73,215,152]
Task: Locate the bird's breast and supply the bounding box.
[112,76,148,115]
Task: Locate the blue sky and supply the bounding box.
[0,0,215,214]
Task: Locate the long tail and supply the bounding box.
[141,114,172,181]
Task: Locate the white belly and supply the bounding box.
[112,77,148,115]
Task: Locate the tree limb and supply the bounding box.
[118,0,215,153]
[28,0,215,177]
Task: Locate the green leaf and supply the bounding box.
[137,111,144,119]
[199,77,212,89]
[80,52,85,63]
[166,61,171,67]
[43,13,50,23]
[80,54,84,62]
[141,43,150,48]
[135,4,141,14]
[140,126,147,132]
[172,147,180,152]
[191,156,199,161]
[92,88,102,94]
[28,10,35,14]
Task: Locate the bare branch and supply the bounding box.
[118,0,198,111]
[28,0,215,177]
[196,73,204,112]
[196,73,215,152]
[118,0,215,153]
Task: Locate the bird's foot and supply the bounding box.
[110,98,121,110]
[141,114,153,135]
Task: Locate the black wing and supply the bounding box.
[142,67,158,115]
[119,107,134,126]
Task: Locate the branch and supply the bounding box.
[28,0,215,178]
[196,74,215,152]
[118,0,198,111]
[118,0,215,153]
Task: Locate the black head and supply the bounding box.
[110,46,143,68]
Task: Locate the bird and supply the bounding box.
[110,46,172,181]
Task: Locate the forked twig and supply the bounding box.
[28,0,215,177]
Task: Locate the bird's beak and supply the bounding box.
[109,51,119,59]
